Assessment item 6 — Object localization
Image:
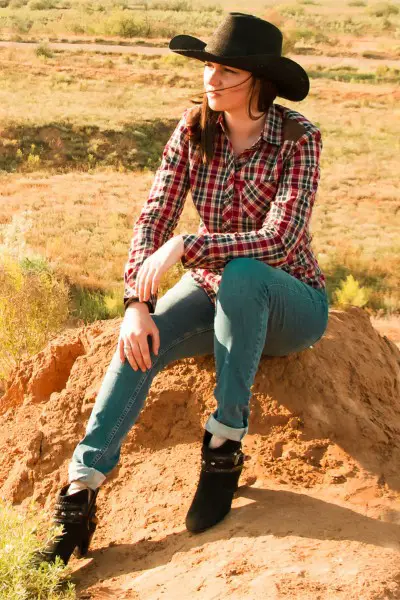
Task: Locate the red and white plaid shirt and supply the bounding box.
[124,102,326,313]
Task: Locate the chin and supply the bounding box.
[207,97,225,108]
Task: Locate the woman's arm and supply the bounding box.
[180,128,322,270]
[123,109,191,313]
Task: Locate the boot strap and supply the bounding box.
[201,449,245,473]
[54,493,97,525]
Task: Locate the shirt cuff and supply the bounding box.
[180,234,203,268]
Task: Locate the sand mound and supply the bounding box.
[1,307,400,599]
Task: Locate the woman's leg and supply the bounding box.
[68,272,215,490]
[205,257,329,441]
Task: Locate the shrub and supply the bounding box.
[11,15,33,33]
[69,285,115,323]
[35,42,54,58]
[0,499,76,599]
[0,252,70,381]
[28,0,57,8]
[9,0,29,7]
[368,2,399,16]
[149,0,193,10]
[104,12,143,37]
[333,274,371,308]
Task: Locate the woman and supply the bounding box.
[34,13,329,567]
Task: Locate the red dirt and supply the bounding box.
[1,307,400,599]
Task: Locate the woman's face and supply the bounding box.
[203,61,256,112]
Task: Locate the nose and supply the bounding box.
[205,66,222,89]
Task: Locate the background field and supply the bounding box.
[0,0,399,381]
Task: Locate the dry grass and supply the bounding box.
[0,0,399,51]
[0,13,399,328]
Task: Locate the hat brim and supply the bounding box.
[169,34,309,102]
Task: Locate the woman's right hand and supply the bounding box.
[118,303,160,372]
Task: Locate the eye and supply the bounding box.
[204,63,236,74]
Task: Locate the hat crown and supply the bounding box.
[205,12,283,58]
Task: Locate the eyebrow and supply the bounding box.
[205,62,239,70]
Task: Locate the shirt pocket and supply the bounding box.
[240,179,276,223]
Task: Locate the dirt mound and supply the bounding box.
[1,307,400,599]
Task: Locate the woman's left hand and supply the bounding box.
[135,235,185,302]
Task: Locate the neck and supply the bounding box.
[223,108,267,141]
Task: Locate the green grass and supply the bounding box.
[0,500,76,599]
[0,251,70,380]
[0,0,399,41]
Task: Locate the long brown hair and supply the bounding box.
[185,75,278,165]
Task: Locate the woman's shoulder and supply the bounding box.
[274,102,321,144]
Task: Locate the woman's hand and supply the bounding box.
[119,303,160,371]
[135,235,184,303]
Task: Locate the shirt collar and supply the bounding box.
[216,103,283,146]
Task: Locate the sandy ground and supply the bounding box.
[1,307,400,598]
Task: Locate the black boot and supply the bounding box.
[31,483,99,567]
[185,430,244,533]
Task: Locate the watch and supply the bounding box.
[124,297,153,312]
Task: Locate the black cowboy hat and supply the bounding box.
[169,12,310,102]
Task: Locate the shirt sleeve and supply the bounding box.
[180,128,322,270]
[123,109,191,313]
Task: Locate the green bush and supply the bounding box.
[104,12,144,37]
[69,284,123,323]
[368,2,399,16]
[27,0,58,8]
[11,15,33,33]
[0,499,76,599]
[9,0,29,7]
[333,274,372,308]
[35,43,54,58]
[0,252,70,381]
[149,0,193,10]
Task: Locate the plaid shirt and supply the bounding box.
[124,102,325,313]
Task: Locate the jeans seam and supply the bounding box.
[89,325,214,469]
[245,303,269,390]
[264,282,328,305]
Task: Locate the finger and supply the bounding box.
[138,264,148,302]
[138,335,152,371]
[150,270,160,297]
[119,337,125,362]
[151,325,160,356]
[125,341,140,371]
[129,338,146,372]
[143,267,156,302]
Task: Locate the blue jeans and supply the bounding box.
[68,258,329,489]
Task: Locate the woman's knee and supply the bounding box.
[219,258,274,300]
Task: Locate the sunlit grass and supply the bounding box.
[0,23,398,387]
[0,0,399,43]
[0,499,76,600]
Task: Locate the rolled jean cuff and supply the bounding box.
[68,462,106,490]
[204,413,248,442]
